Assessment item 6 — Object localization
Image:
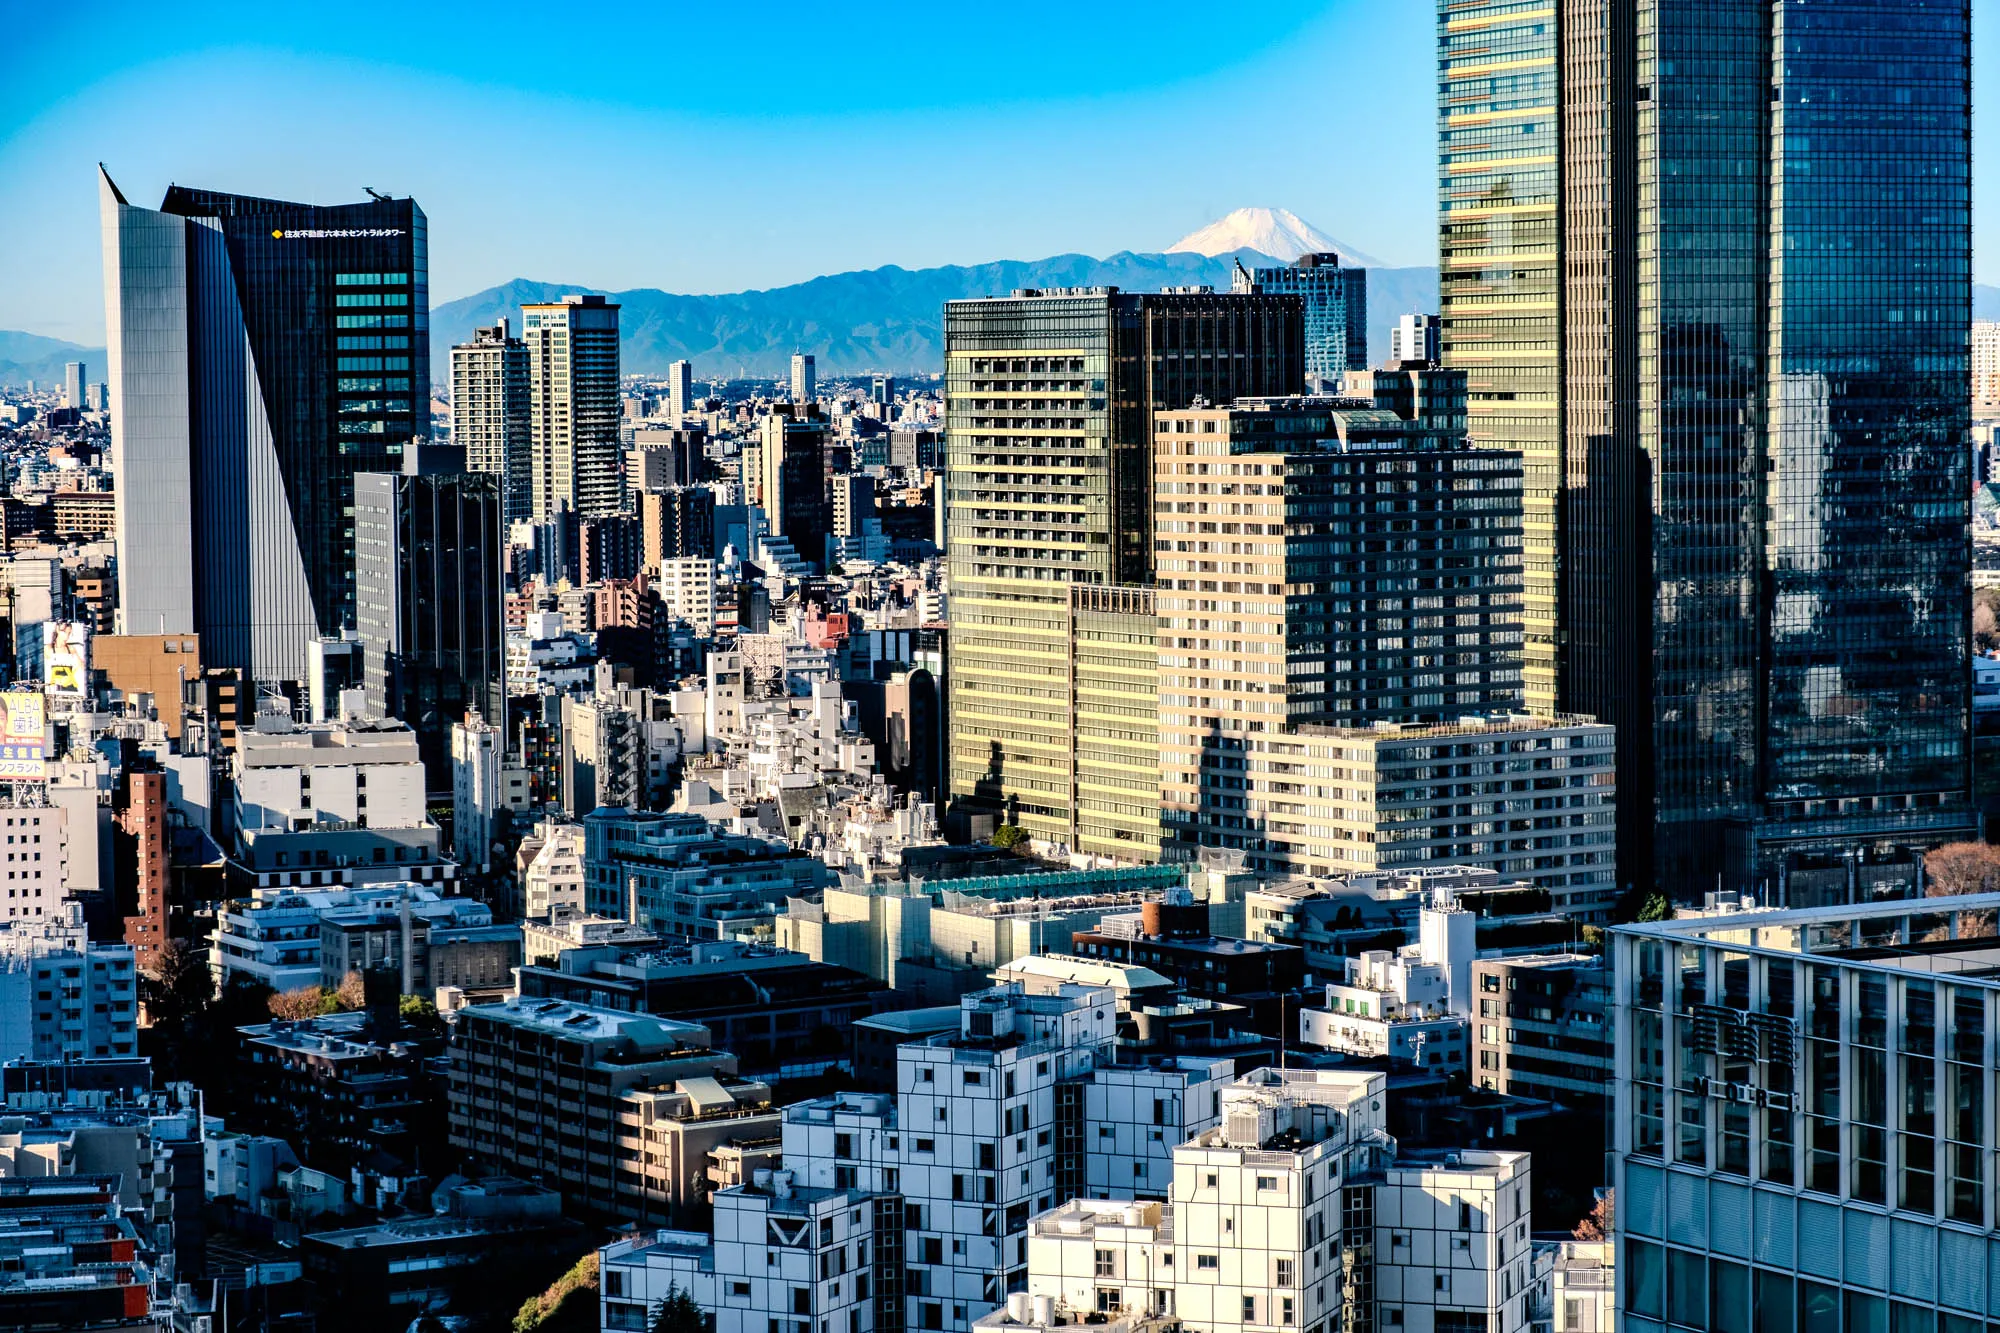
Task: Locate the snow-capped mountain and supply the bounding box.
[1166,207,1387,269]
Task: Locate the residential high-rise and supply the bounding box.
[943,287,1305,845]
[1975,321,2000,416]
[666,358,694,423]
[1236,253,1367,387]
[354,448,505,792]
[62,361,83,410]
[450,320,531,523]
[790,351,816,404]
[1442,0,1976,897]
[639,487,716,574]
[870,373,896,406]
[523,294,622,520]
[1388,312,1440,366]
[99,170,429,683]
[759,403,834,565]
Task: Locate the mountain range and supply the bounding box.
[427,251,1441,380]
[6,248,1998,388]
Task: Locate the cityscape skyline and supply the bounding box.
[0,1,1993,1330]
[2,2,1991,348]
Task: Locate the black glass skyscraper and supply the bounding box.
[102,171,428,685]
[355,448,504,793]
[1441,0,1975,897]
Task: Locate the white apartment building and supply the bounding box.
[660,556,718,635]
[450,710,504,874]
[1232,717,1618,920]
[1374,1149,1533,1333]
[523,822,586,919]
[1010,1070,1530,1333]
[0,796,66,924]
[1298,902,1475,1071]
[0,904,137,1062]
[601,984,1231,1333]
[235,715,427,834]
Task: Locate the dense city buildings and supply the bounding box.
[99,170,428,684]
[451,319,532,522]
[524,294,623,520]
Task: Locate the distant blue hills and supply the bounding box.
[426,251,1443,380]
[9,272,1998,388]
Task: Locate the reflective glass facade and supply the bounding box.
[1438,0,1562,715]
[159,186,429,642]
[1248,256,1368,385]
[1445,0,1975,895]
[1614,898,2000,1333]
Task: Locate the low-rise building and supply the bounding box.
[446,996,744,1223]
[236,1010,436,1173]
[513,937,891,1084]
[0,906,137,1062]
[1468,954,1610,1106]
[582,807,833,940]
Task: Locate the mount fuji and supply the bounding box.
[1166,207,1389,269]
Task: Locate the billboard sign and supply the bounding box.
[43,621,88,696]
[0,693,47,782]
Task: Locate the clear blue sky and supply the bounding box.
[0,0,1990,346]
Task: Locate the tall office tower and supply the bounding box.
[450,321,531,524]
[759,403,833,563]
[870,373,895,407]
[666,359,693,423]
[1238,253,1367,386]
[1441,0,1975,896]
[943,287,1304,844]
[354,447,505,792]
[1438,3,1560,716]
[522,295,622,521]
[1976,321,2000,416]
[1610,895,2000,1333]
[99,169,428,685]
[1389,312,1441,366]
[62,362,83,410]
[789,352,815,405]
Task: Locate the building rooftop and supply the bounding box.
[460,997,711,1049]
[1611,893,2000,982]
[1026,1197,1169,1243]
[991,953,1175,993]
[851,1006,960,1036]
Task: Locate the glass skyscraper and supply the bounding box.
[1238,254,1368,387]
[1441,0,1976,897]
[1437,1,1561,714]
[100,170,428,684]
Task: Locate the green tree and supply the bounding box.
[513,1252,598,1333]
[400,993,443,1031]
[1635,889,1674,923]
[990,824,1028,851]
[651,1283,712,1333]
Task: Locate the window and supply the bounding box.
[963,1071,983,1086]
[1256,1175,1278,1191]
[604,1271,624,1298]
[1095,1249,1116,1278]
[1275,1259,1294,1288]
[1243,1297,1257,1323]
[915,1139,934,1153]
[1197,1255,1218,1270]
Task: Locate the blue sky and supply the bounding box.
[0,0,1990,346]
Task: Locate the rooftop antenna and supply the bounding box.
[363,186,389,202]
